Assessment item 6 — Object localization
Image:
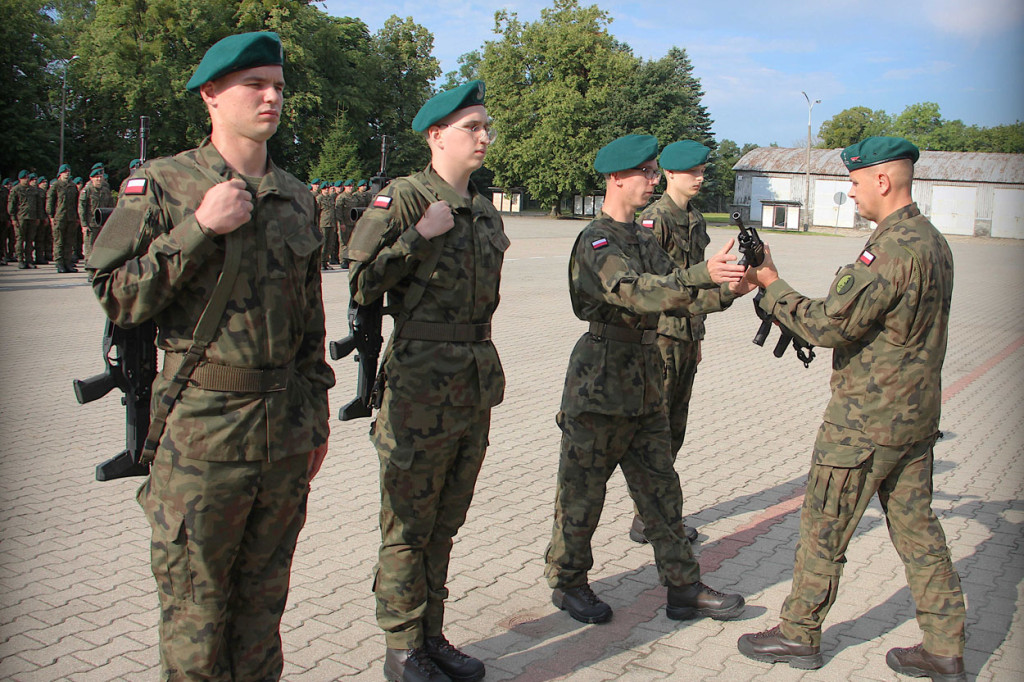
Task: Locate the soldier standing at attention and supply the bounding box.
[72,176,85,262]
[630,140,735,546]
[47,164,80,273]
[0,178,10,265]
[316,182,336,270]
[89,31,335,680]
[338,179,356,268]
[545,134,754,626]
[348,80,505,682]
[737,137,966,681]
[36,176,54,263]
[7,171,37,269]
[79,167,114,260]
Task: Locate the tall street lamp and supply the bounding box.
[802,91,820,232]
[59,55,79,168]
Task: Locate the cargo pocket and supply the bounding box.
[810,424,874,519]
[149,507,193,602]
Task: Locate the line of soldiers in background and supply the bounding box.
[0,159,141,272]
[310,177,377,270]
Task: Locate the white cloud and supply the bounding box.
[925,0,1024,38]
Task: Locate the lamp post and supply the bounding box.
[801,91,820,232]
[58,55,79,168]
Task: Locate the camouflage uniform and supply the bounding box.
[36,183,52,261]
[90,138,335,680]
[7,182,38,266]
[47,177,80,268]
[348,165,508,650]
[332,190,348,263]
[545,212,734,591]
[640,195,721,456]
[316,191,336,268]
[338,190,357,263]
[79,180,114,259]
[0,184,10,263]
[762,203,965,657]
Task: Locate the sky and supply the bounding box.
[319,0,1024,148]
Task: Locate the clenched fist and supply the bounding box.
[414,200,455,240]
[194,178,253,235]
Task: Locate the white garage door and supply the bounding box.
[813,179,856,228]
[992,188,1024,239]
[930,185,976,236]
[750,176,792,222]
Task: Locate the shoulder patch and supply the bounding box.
[591,237,609,249]
[858,250,876,266]
[373,195,392,210]
[123,178,147,196]
[835,273,855,295]
[641,218,655,228]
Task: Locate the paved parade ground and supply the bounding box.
[1,215,1022,680]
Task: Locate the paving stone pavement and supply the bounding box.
[0,215,1021,681]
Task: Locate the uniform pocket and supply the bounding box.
[149,507,193,602]
[810,423,874,518]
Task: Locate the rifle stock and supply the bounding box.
[330,299,384,421]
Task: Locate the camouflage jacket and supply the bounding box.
[7,183,39,221]
[761,203,952,446]
[561,212,724,417]
[336,192,355,229]
[316,193,336,229]
[348,165,508,407]
[78,183,114,229]
[89,137,335,462]
[0,186,7,221]
[47,178,78,223]
[640,194,735,341]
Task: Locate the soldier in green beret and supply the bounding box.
[89,31,334,680]
[348,79,503,682]
[737,137,966,680]
[544,134,752,627]
[630,139,744,546]
[8,171,40,268]
[337,179,357,267]
[0,178,10,265]
[72,177,85,261]
[78,167,114,262]
[47,164,80,272]
[316,181,336,270]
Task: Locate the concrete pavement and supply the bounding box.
[0,216,1021,680]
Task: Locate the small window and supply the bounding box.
[773,205,786,228]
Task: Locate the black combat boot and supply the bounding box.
[628,514,698,544]
[423,635,485,682]
[737,624,824,669]
[886,644,966,681]
[667,582,745,621]
[384,647,451,682]
[552,583,612,624]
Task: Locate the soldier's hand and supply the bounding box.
[194,178,253,235]
[414,201,455,240]
[745,243,779,288]
[707,237,746,284]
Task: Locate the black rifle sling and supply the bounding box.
[395,175,446,321]
[140,158,243,465]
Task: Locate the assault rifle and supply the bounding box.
[73,115,157,481]
[329,299,384,420]
[731,211,815,368]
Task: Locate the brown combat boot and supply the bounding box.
[886,643,966,681]
[737,624,824,669]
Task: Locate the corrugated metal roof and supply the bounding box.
[733,147,1024,184]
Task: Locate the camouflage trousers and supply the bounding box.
[656,336,700,459]
[780,424,966,657]
[371,389,491,649]
[545,410,701,590]
[52,217,77,265]
[321,226,337,265]
[85,224,102,260]
[14,219,38,264]
[138,449,310,681]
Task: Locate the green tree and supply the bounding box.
[481,0,636,215]
[817,106,892,148]
[368,16,441,178]
[309,112,367,181]
[0,0,59,175]
[440,50,482,91]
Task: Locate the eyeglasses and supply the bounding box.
[632,166,662,181]
[441,122,497,142]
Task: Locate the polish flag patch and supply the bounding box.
[641,219,655,228]
[858,250,876,266]
[123,178,147,195]
[373,195,392,209]
[591,238,609,249]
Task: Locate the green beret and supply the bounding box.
[91,162,104,170]
[90,168,103,178]
[1,178,9,186]
[37,176,47,183]
[357,179,368,188]
[660,140,710,171]
[412,79,486,132]
[344,179,354,187]
[58,163,71,174]
[73,177,82,184]
[594,134,659,174]
[130,159,141,169]
[187,31,284,94]
[18,170,28,179]
[842,136,919,171]
[310,177,321,185]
